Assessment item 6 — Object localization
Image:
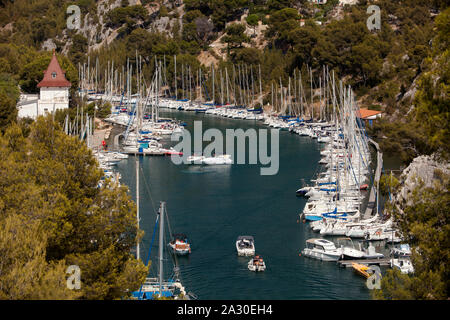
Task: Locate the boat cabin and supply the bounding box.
[305,238,337,251]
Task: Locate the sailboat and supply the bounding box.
[132,201,190,300]
[130,159,190,299]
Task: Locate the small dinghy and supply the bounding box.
[359,184,369,191]
[352,262,371,279]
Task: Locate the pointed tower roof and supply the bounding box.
[37,50,72,88]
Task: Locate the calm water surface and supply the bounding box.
[116,110,374,300]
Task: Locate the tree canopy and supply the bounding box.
[374,172,450,300]
[0,117,148,299]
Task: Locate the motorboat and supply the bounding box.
[362,243,384,259]
[391,257,414,274]
[248,255,266,272]
[336,237,365,260]
[202,154,232,165]
[390,244,412,258]
[186,154,204,162]
[236,236,255,256]
[301,238,342,262]
[296,186,313,196]
[168,234,191,255]
[186,154,232,165]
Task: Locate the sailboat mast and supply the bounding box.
[158,201,165,297]
[136,155,140,260]
[259,64,262,107]
[174,55,177,100]
[212,64,215,104]
[225,67,229,104]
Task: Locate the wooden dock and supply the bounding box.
[338,258,391,268]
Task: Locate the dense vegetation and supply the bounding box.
[0,117,147,299]
[374,171,449,299]
[369,6,449,163]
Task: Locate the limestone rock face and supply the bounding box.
[394,154,450,208]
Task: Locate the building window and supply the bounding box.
[52,72,57,78]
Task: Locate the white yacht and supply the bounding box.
[202,154,232,165]
[187,154,232,165]
[336,237,365,260]
[302,238,342,262]
[236,236,255,256]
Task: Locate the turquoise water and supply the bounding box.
[116,110,373,300]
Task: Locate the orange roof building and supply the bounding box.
[18,50,71,119]
[357,108,383,120]
[37,51,71,88]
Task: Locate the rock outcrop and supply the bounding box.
[394,154,450,209]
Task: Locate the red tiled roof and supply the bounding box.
[357,108,382,119]
[37,51,71,88]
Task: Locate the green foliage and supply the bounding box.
[246,14,259,27]
[97,102,112,119]
[375,173,450,299]
[232,47,262,66]
[368,118,431,163]
[69,34,89,66]
[0,213,80,299]
[159,5,169,18]
[0,74,19,131]
[221,23,249,51]
[369,7,449,162]
[412,8,450,160]
[0,118,148,299]
[379,173,400,196]
[106,5,147,29]
[267,0,295,12]
[184,0,247,31]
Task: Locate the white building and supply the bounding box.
[17,51,71,119]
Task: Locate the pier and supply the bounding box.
[364,138,383,219]
[338,258,391,268]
